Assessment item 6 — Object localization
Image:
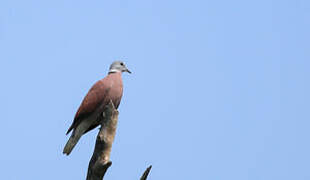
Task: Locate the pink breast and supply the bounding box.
[107,72,123,108]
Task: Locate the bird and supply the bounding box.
[63,61,131,155]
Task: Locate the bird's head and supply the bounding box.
[108,61,131,74]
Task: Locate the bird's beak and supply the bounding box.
[126,68,131,74]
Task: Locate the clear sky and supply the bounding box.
[0,0,309,179]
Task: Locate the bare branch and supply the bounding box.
[86,101,118,180]
[86,100,152,180]
[140,165,152,180]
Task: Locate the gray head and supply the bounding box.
[109,61,131,74]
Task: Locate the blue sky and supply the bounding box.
[0,0,309,179]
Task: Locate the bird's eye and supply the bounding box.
[120,62,124,66]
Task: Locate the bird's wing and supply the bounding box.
[66,79,110,135]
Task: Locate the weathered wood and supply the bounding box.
[86,100,152,180]
[86,101,118,180]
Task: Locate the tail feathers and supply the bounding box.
[63,131,83,155]
[63,116,95,155]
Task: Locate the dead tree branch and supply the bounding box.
[86,100,152,180]
[140,166,152,180]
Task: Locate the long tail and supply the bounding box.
[63,129,84,155]
[63,116,96,155]
[63,120,91,155]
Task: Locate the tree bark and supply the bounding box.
[86,101,118,180]
[86,100,152,180]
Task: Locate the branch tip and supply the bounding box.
[140,165,152,180]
